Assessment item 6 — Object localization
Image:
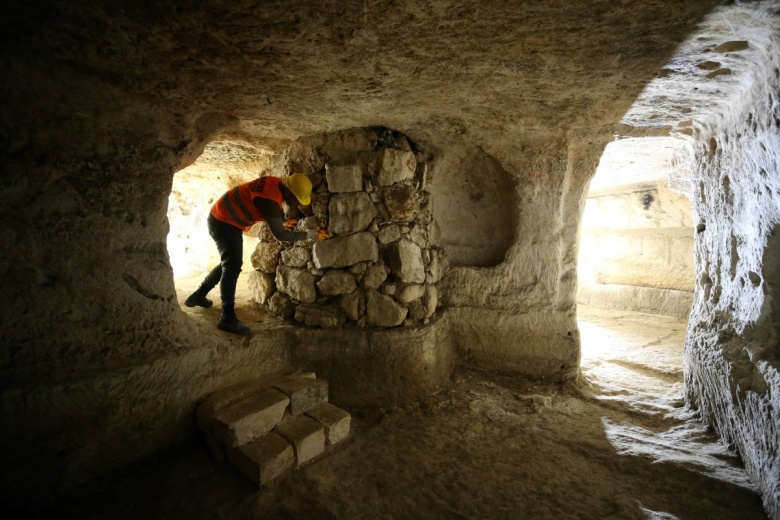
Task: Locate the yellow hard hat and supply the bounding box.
[286,173,312,205]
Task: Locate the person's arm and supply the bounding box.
[254,198,313,242]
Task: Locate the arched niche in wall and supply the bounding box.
[430,148,516,267]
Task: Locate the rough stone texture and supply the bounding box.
[620,10,780,517]
[211,389,290,447]
[268,292,295,318]
[294,304,345,329]
[422,285,439,318]
[363,264,389,289]
[378,225,402,245]
[280,247,311,268]
[274,414,326,466]
[366,291,408,327]
[383,186,416,221]
[273,378,329,416]
[313,233,379,269]
[251,241,284,274]
[225,432,294,487]
[276,266,317,304]
[339,292,363,321]
[387,240,426,283]
[325,162,364,193]
[376,148,416,186]
[396,284,426,304]
[328,192,377,235]
[248,271,276,305]
[305,403,351,445]
[4,0,775,510]
[317,271,357,296]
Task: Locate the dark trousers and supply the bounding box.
[199,214,244,309]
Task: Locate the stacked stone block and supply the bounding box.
[249,130,446,328]
[196,372,350,487]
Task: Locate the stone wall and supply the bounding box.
[683,30,780,520]
[248,129,445,329]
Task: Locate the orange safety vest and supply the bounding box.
[210,176,285,232]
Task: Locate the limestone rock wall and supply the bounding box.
[248,129,445,329]
[683,32,780,520]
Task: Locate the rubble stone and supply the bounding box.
[408,300,427,322]
[363,264,388,289]
[317,270,357,295]
[276,266,316,303]
[387,239,425,283]
[329,192,377,235]
[248,271,276,304]
[376,148,416,186]
[378,225,402,245]
[340,292,363,320]
[251,241,283,273]
[383,186,416,221]
[281,246,311,268]
[366,291,408,327]
[396,283,426,304]
[294,305,345,328]
[313,232,378,268]
[426,252,445,284]
[422,284,438,318]
[325,162,363,192]
[268,292,295,318]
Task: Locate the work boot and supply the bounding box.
[218,304,251,336]
[185,292,213,308]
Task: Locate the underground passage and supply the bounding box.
[1,1,779,519]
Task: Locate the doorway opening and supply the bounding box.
[577,135,695,410]
[166,139,274,309]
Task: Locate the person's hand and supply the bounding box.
[283,218,298,231]
[316,229,330,242]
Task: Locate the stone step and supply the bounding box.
[197,372,351,486]
[211,389,290,448]
[274,413,326,466]
[272,377,328,415]
[225,432,295,487]
[305,402,351,445]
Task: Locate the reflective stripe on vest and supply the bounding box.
[210,177,285,231]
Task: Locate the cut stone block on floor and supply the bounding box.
[225,432,295,487]
[212,389,290,447]
[196,371,316,433]
[195,371,351,487]
[272,378,329,415]
[306,402,351,444]
[274,413,326,466]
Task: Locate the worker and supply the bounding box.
[185,173,329,335]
